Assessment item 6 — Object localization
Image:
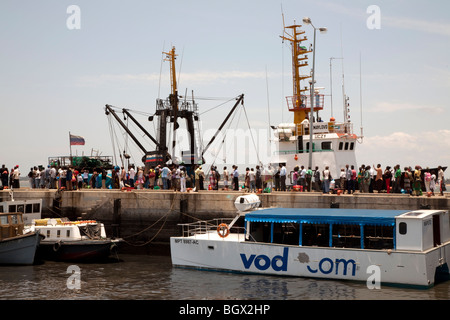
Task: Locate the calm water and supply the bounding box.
[1,253,450,301]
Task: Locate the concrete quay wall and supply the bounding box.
[2,189,449,246]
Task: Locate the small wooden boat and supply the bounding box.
[0,212,42,265]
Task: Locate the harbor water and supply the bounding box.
[1,252,450,301]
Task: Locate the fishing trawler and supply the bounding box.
[170,196,450,288]
[272,21,359,181]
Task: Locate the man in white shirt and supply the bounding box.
[129,166,136,188]
[280,164,287,191]
[13,165,20,188]
[50,166,57,189]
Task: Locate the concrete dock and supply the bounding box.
[1,189,449,251]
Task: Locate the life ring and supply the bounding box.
[217,223,230,238]
[53,241,62,252]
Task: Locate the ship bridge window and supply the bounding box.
[338,142,355,151]
[321,141,332,151]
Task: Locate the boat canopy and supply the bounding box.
[245,208,410,227]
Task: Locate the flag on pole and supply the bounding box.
[69,134,85,146]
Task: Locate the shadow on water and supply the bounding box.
[0,252,449,300]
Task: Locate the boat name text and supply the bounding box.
[240,247,288,272]
[307,257,357,276]
[174,239,199,245]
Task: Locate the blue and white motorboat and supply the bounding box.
[171,202,450,288]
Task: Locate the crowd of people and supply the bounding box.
[0,162,446,196]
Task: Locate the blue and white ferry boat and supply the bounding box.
[170,199,450,288]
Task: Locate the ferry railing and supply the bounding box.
[178,218,246,240]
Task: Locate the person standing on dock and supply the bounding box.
[412,166,423,196]
[223,166,229,190]
[322,166,330,194]
[161,165,170,190]
[249,168,256,193]
[375,164,383,193]
[233,166,239,191]
[66,167,73,191]
[13,165,20,188]
[50,166,57,189]
[0,165,8,188]
[313,166,321,192]
[280,164,287,191]
[256,165,262,191]
[393,165,402,193]
[437,166,445,196]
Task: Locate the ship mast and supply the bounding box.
[163,47,179,151]
[280,24,312,127]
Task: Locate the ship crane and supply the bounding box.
[105,46,244,175]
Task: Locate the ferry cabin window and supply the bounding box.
[47,230,51,238]
[272,223,300,246]
[364,225,394,250]
[332,224,361,249]
[249,222,272,243]
[8,205,16,213]
[57,230,61,238]
[26,204,32,213]
[399,222,407,235]
[302,224,330,247]
[0,206,3,213]
[66,230,71,238]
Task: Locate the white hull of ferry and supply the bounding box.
[171,232,450,288]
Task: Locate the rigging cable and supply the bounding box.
[242,104,262,166]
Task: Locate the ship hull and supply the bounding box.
[0,232,42,265]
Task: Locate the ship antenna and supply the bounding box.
[158,41,165,99]
[359,52,364,143]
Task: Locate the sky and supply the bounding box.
[1,0,449,174]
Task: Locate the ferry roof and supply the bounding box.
[245,208,411,227]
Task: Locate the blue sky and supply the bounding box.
[1,0,449,173]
